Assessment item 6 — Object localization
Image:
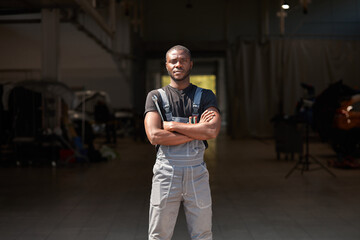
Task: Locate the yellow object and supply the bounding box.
[161,75,216,95]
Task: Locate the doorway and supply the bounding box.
[161,75,216,95]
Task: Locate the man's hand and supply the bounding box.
[199,110,216,123]
[155,107,221,141]
[163,121,175,132]
[163,110,216,132]
[144,111,193,146]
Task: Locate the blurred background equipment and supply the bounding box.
[285,89,336,178]
[273,82,336,177]
[0,82,117,166]
[0,80,79,166]
[313,80,360,168]
[272,114,303,162]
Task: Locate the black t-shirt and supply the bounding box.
[144,83,219,119]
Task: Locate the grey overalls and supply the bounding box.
[149,87,213,240]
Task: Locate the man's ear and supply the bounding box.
[190,61,193,69]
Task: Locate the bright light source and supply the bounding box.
[282,1,290,10]
[347,106,353,112]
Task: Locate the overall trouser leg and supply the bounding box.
[149,161,212,240]
[149,162,182,240]
[183,164,212,240]
[149,201,181,240]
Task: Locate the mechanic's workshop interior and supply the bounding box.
[0,0,360,239]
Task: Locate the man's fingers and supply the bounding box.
[203,114,213,120]
[204,115,214,122]
[201,110,214,118]
[200,111,216,123]
[204,112,215,119]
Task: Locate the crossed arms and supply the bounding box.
[144,107,221,146]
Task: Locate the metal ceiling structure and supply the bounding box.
[0,0,133,91]
[0,0,115,38]
[0,0,80,15]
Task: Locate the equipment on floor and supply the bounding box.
[285,86,336,178]
[285,111,336,178]
[272,114,303,161]
[0,81,100,166]
[312,80,360,168]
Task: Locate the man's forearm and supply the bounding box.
[145,111,193,146]
[147,128,193,146]
[164,121,219,140]
[145,110,220,146]
[163,109,221,140]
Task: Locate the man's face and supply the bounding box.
[165,49,193,82]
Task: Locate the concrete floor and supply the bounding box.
[0,134,360,240]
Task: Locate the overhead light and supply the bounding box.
[282,1,290,10]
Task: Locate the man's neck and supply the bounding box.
[169,79,191,90]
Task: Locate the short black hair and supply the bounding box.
[165,45,192,62]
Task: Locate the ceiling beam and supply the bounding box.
[73,0,114,38]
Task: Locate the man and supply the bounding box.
[144,45,221,240]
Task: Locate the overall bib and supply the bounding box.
[148,87,213,240]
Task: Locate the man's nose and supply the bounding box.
[175,60,182,67]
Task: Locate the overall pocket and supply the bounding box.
[192,164,212,209]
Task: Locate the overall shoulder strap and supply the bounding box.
[192,87,208,148]
[192,87,203,116]
[157,88,172,121]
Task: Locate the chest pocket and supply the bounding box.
[157,87,205,160]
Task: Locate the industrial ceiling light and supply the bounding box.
[282,1,290,10]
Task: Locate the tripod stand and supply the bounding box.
[285,114,336,178]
